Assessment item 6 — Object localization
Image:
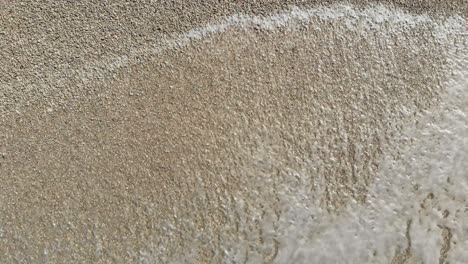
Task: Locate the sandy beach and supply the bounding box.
[1,1,467,263]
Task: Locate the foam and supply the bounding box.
[77,4,463,87]
[271,19,468,263]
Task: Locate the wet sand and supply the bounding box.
[1,1,467,263]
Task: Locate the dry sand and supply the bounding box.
[1,1,467,263]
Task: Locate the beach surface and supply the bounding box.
[1,1,467,263]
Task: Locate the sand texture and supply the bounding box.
[1,1,467,263]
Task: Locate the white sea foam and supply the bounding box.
[269,17,468,264]
[79,4,464,85]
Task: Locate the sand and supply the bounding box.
[1,1,467,263]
